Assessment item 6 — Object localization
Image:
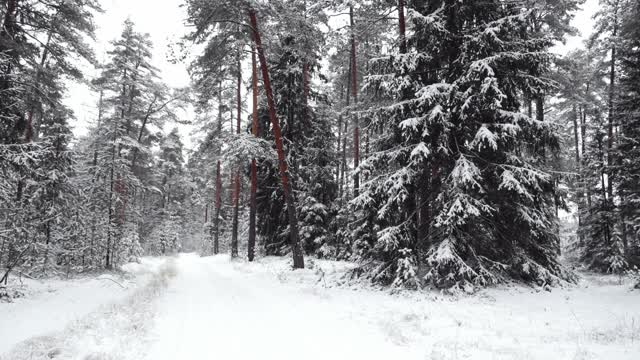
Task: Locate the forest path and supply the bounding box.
[2,254,639,359]
[144,253,416,360]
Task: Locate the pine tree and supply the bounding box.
[77,20,183,269]
[0,0,101,280]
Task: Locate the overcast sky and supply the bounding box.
[66,0,600,144]
[66,0,189,139]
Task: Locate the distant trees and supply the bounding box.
[548,0,640,273]
[78,20,187,269]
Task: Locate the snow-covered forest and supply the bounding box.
[1,0,639,359]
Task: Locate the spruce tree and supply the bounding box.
[615,0,640,266]
[355,0,579,288]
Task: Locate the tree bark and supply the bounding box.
[0,0,18,91]
[336,114,343,190]
[213,160,222,255]
[572,105,583,242]
[249,9,304,269]
[231,50,242,258]
[398,0,407,54]
[581,95,591,208]
[350,5,360,199]
[248,45,259,262]
[607,7,618,201]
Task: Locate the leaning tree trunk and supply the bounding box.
[248,8,304,269]
[248,45,259,262]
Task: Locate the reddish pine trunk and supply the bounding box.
[231,52,242,258]
[572,105,580,165]
[303,62,310,128]
[341,116,348,197]
[249,8,304,269]
[581,96,591,208]
[0,0,18,89]
[211,81,224,255]
[398,0,407,54]
[607,8,618,201]
[572,105,583,242]
[248,46,259,262]
[336,114,342,190]
[231,172,240,258]
[350,5,360,198]
[115,176,127,225]
[1,0,18,41]
[213,160,222,254]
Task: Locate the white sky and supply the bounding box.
[66,0,600,146]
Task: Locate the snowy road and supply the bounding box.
[2,254,639,360]
[145,254,417,360]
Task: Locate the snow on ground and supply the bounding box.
[1,253,638,360]
[0,257,175,359]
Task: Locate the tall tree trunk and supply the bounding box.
[336,114,343,191]
[231,51,242,258]
[249,9,304,269]
[341,60,352,199]
[106,142,116,269]
[572,105,583,242]
[607,7,618,201]
[350,5,360,198]
[581,96,591,208]
[249,45,259,262]
[598,137,611,246]
[398,0,407,54]
[0,0,18,91]
[536,96,545,157]
[213,160,222,255]
[210,81,223,255]
[231,172,240,258]
[26,29,53,142]
[302,0,310,129]
[341,115,348,198]
[571,104,580,172]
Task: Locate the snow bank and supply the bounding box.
[0,257,176,358]
[198,255,640,360]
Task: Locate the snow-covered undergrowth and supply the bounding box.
[0,257,176,359]
[206,255,640,360]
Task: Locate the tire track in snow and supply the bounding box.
[144,254,420,360]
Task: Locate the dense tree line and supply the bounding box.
[555,0,640,273]
[1,0,639,291]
